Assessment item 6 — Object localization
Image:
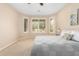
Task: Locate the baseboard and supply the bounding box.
[0,40,17,52]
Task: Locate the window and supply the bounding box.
[49,17,55,33]
[23,17,56,34]
[32,18,46,33]
[24,19,28,32]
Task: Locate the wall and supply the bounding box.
[8,3,79,40]
[56,3,79,31]
[18,15,57,39]
[0,4,20,50]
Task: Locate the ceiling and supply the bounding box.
[10,3,66,16]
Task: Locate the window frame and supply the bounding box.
[31,17,47,33]
[49,16,56,33]
[23,17,29,33]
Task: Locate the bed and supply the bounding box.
[31,31,79,56]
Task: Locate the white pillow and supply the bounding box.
[60,30,79,41]
[73,32,79,41]
[60,30,73,36]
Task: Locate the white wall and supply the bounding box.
[18,14,57,39]
[56,3,79,30]
[0,4,20,50]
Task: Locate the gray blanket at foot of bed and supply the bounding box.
[31,42,79,56]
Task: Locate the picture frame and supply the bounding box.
[70,9,79,25]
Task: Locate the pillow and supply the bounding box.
[72,32,79,41]
[62,33,73,40]
[60,30,73,36]
[60,30,76,36]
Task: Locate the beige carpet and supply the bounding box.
[0,39,33,56]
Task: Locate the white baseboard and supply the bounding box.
[0,40,17,52]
